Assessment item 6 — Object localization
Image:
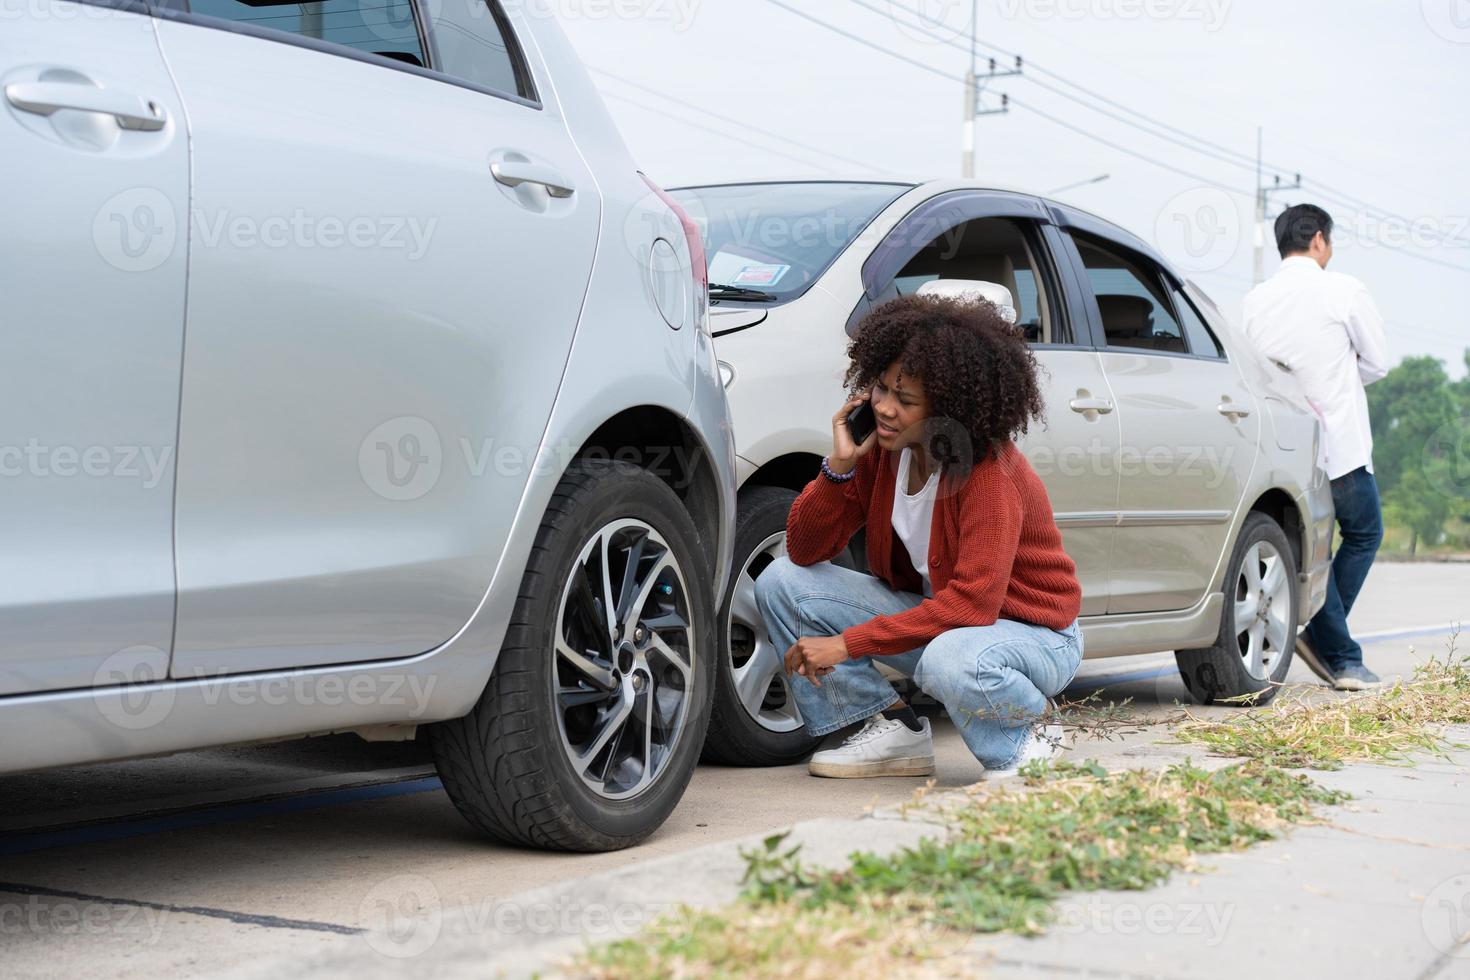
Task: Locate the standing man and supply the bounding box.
[1243,204,1390,691]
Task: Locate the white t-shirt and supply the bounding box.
[891,448,940,598]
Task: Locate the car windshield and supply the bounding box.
[669,182,911,304]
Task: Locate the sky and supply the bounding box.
[553,0,1470,378]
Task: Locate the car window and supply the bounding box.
[187,0,428,66]
[669,182,910,305]
[1172,285,1226,359]
[427,0,530,98]
[1073,235,1188,355]
[882,216,1062,345]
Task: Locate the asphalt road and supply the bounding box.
[1,561,1466,978]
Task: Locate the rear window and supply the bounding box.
[187,0,428,66]
[669,182,910,304]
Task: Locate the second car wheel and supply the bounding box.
[430,459,714,851]
[702,484,869,767]
[1175,512,1299,706]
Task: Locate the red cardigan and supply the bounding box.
[786,442,1082,657]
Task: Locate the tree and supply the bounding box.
[1366,354,1466,554]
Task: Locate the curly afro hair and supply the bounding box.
[844,294,1046,470]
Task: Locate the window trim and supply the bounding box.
[1165,276,1229,362]
[71,0,149,12]
[147,0,542,111]
[1066,230,1216,362]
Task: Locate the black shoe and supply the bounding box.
[1294,632,1336,686]
[1331,664,1381,692]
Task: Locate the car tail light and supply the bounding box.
[639,173,708,329]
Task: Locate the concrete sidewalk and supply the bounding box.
[218,712,1470,980]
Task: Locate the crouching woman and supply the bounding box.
[755,293,1083,779]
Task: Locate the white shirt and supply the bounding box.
[1242,255,1390,480]
[891,448,940,598]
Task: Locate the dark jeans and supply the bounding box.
[1305,467,1383,670]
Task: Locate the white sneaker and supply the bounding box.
[985,724,1067,780]
[808,715,936,778]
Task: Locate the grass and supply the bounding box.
[575,760,1343,979]
[1173,649,1470,769]
[574,642,1470,978]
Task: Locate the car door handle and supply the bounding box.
[490,161,575,198]
[1069,397,1115,415]
[1217,402,1252,420]
[5,82,167,131]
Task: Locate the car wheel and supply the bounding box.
[1175,512,1298,706]
[430,458,714,851]
[701,485,858,767]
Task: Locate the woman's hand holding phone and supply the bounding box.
[830,390,878,474]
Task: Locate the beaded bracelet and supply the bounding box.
[820,457,856,483]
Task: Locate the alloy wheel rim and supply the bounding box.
[1233,540,1292,681]
[724,531,804,734]
[552,519,694,801]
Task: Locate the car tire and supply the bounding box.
[1175,512,1298,706]
[701,485,858,767]
[430,459,714,852]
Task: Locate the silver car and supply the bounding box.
[669,179,1334,767]
[2,0,734,851]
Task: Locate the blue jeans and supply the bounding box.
[1306,467,1383,670]
[755,557,1084,770]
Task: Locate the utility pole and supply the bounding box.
[961,0,1020,179]
[1253,127,1303,284]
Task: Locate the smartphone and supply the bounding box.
[845,400,877,446]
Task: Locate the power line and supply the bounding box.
[763,0,961,83]
[859,0,1470,253]
[1007,96,1246,197]
[601,91,839,173]
[590,67,891,175]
